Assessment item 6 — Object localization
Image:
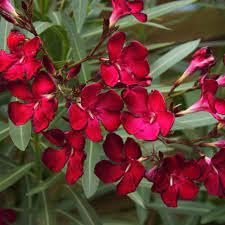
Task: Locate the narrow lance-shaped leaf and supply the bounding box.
[72,0,89,33]
[66,186,103,225]
[62,14,90,83]
[9,119,32,151]
[151,39,200,79]
[82,140,101,198]
[0,162,34,192]
[0,18,13,50]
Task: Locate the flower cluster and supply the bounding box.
[1,0,225,217]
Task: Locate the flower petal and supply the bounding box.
[157,111,175,136]
[103,133,125,163]
[32,71,56,97]
[0,208,16,224]
[68,103,88,131]
[85,117,102,142]
[178,180,199,200]
[124,137,142,160]
[66,150,86,184]
[22,37,42,57]
[65,131,85,150]
[8,102,34,125]
[100,64,119,87]
[122,87,148,115]
[95,160,125,183]
[148,90,166,112]
[81,82,102,109]
[117,161,145,195]
[7,31,25,53]
[42,129,65,147]
[161,185,178,207]
[7,81,33,100]
[0,51,16,72]
[42,147,69,172]
[107,32,126,61]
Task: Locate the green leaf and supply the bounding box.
[41,191,52,225]
[148,201,213,215]
[26,173,63,196]
[62,15,90,82]
[72,0,89,33]
[151,39,200,79]
[201,206,225,224]
[56,209,84,225]
[66,186,103,225]
[173,112,217,130]
[128,192,146,209]
[0,122,9,142]
[9,119,31,151]
[0,19,13,50]
[82,141,101,198]
[0,162,34,192]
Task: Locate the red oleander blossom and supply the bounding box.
[68,83,123,142]
[177,77,225,124]
[8,71,58,132]
[198,149,225,198]
[169,47,215,94]
[100,32,151,87]
[42,129,86,184]
[0,31,42,81]
[109,0,147,26]
[121,87,174,141]
[0,208,16,225]
[146,154,200,207]
[95,133,146,195]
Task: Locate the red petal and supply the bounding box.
[3,63,24,81]
[178,180,199,200]
[0,51,16,72]
[23,58,42,80]
[66,150,86,184]
[122,87,148,115]
[124,137,142,160]
[117,161,145,195]
[43,55,56,75]
[133,13,147,22]
[212,148,225,168]
[32,98,58,133]
[22,37,41,57]
[148,90,166,112]
[97,90,123,111]
[85,117,102,142]
[122,41,149,77]
[7,31,25,53]
[128,1,143,13]
[107,32,126,61]
[65,131,85,150]
[68,103,88,130]
[183,160,201,180]
[43,129,65,147]
[32,72,56,97]
[42,147,69,172]
[157,111,174,136]
[121,112,160,141]
[161,186,178,207]
[100,64,119,87]
[8,81,33,100]
[103,133,125,163]
[204,170,220,196]
[8,102,34,125]
[81,83,102,109]
[0,208,16,224]
[215,99,225,114]
[95,160,125,183]
[98,110,121,132]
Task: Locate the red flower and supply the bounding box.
[198,149,225,198]
[121,87,174,141]
[42,129,86,185]
[146,154,200,207]
[0,208,16,225]
[169,47,215,94]
[177,77,225,124]
[68,83,123,142]
[8,71,58,133]
[95,133,145,195]
[100,32,151,87]
[109,0,147,26]
[0,31,42,81]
